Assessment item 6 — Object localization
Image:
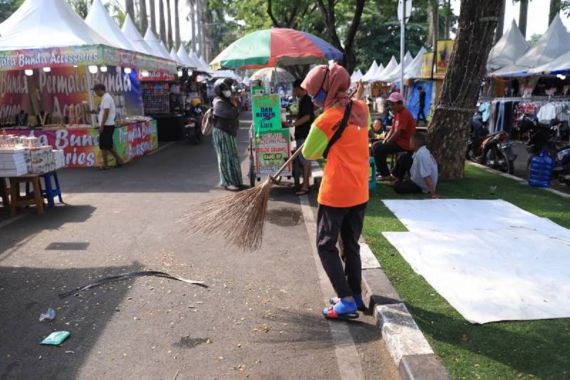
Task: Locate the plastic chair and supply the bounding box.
[41,171,63,208]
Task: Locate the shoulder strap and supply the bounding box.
[323,101,353,159]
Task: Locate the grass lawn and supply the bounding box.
[362,164,570,380]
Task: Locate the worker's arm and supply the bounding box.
[301,119,328,160]
[100,109,110,129]
[423,176,440,198]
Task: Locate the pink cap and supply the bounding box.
[387,92,404,103]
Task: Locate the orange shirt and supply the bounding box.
[302,101,370,208]
[393,108,416,151]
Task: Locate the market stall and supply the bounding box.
[0,0,176,168]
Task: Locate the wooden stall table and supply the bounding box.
[8,175,44,216]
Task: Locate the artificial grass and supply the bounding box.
[362,164,570,380]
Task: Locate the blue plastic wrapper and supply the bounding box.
[40,331,70,346]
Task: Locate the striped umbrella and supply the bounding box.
[210,28,344,70]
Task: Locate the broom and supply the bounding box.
[184,145,305,251]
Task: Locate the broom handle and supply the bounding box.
[271,142,305,179]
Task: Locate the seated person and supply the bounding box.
[369,119,383,139]
[372,92,416,181]
[393,133,440,198]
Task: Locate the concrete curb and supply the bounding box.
[359,241,450,380]
[467,161,570,199]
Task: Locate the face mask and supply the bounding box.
[311,89,327,108]
[222,90,232,98]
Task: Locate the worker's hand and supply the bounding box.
[354,81,364,100]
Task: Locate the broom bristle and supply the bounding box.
[182,179,274,251]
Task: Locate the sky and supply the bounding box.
[108,0,570,43]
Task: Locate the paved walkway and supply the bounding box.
[0,121,397,379]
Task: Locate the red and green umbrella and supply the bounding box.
[210,28,344,70]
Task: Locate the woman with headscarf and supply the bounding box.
[212,79,243,191]
[301,63,370,320]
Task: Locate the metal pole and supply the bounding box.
[400,0,406,92]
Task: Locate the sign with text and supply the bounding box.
[252,94,282,132]
[254,130,291,176]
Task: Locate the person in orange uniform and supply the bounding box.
[373,92,416,180]
[301,64,370,320]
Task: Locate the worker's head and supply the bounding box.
[292,79,307,98]
[387,91,404,113]
[92,83,106,97]
[410,132,428,152]
[418,86,423,91]
[214,79,232,98]
[302,63,350,109]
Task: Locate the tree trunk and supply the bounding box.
[126,0,135,22]
[174,0,181,49]
[201,0,211,61]
[519,0,528,38]
[427,0,501,179]
[190,0,196,52]
[494,0,506,44]
[159,0,167,44]
[140,0,149,34]
[444,0,451,40]
[150,0,157,33]
[428,0,439,48]
[167,0,173,49]
[550,0,562,23]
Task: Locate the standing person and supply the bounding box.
[416,86,427,123]
[212,79,242,192]
[291,79,315,195]
[372,92,416,181]
[301,64,370,320]
[393,133,440,198]
[93,84,123,170]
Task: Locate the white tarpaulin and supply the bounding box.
[370,56,398,83]
[361,60,379,82]
[487,20,529,72]
[121,15,153,55]
[85,0,134,51]
[144,28,171,59]
[382,199,570,324]
[404,47,427,79]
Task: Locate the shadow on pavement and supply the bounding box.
[0,262,144,379]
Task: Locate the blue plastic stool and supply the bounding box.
[369,157,377,193]
[41,171,63,208]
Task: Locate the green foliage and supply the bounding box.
[66,0,92,18]
[0,0,24,23]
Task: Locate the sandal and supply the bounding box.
[295,188,310,196]
[329,296,366,311]
[225,185,240,192]
[322,299,359,320]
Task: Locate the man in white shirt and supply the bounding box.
[93,84,123,169]
[393,133,440,198]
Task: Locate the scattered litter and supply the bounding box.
[65,350,75,355]
[40,331,70,346]
[39,308,56,322]
[58,271,208,298]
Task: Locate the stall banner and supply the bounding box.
[138,71,177,82]
[420,52,435,79]
[91,66,144,118]
[5,120,157,168]
[0,70,30,126]
[254,130,291,176]
[252,94,282,132]
[436,40,454,79]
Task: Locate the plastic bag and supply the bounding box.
[40,331,70,346]
[39,308,56,322]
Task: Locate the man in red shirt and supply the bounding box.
[373,92,416,180]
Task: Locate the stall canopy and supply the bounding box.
[85,0,134,51]
[370,56,398,82]
[169,48,183,66]
[405,47,427,79]
[0,0,174,73]
[212,70,240,80]
[361,60,379,82]
[487,20,529,72]
[351,69,364,82]
[177,46,198,69]
[121,15,153,56]
[144,28,171,59]
[199,55,213,74]
[381,51,414,83]
[491,15,570,77]
[529,49,570,75]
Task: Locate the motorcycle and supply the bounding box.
[466,115,517,174]
[184,104,205,145]
[520,114,570,185]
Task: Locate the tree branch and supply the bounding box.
[267,0,282,27]
[343,0,366,54]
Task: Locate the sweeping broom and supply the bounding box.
[185,145,305,251]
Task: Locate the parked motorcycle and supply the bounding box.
[184,101,205,145]
[466,114,517,174]
[520,114,570,185]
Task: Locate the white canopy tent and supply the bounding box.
[170,48,184,66]
[144,28,171,59]
[491,15,570,77]
[404,47,427,80]
[381,51,414,83]
[198,55,213,74]
[529,50,570,75]
[0,0,113,50]
[487,20,530,72]
[121,15,153,56]
[85,0,134,51]
[351,69,364,83]
[361,60,379,82]
[369,56,398,82]
[177,46,198,68]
